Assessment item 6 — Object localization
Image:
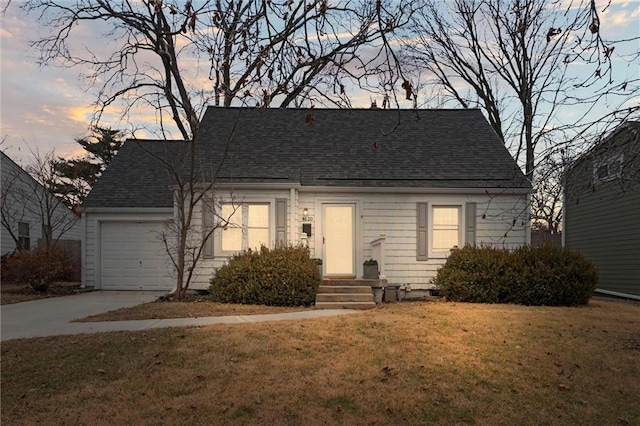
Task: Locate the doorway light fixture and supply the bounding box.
[303,208,309,216]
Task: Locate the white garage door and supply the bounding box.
[100,222,173,291]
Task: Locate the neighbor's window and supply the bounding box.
[593,153,623,184]
[220,203,270,252]
[18,221,30,250]
[432,206,460,254]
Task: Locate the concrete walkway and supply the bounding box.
[0,291,360,341]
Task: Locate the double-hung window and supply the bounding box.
[417,203,474,260]
[220,203,270,252]
[593,153,623,184]
[432,206,461,254]
[18,221,30,250]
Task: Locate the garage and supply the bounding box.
[100,221,173,291]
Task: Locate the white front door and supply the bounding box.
[323,204,355,276]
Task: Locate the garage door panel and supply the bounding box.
[100,222,173,291]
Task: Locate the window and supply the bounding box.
[418,203,474,260]
[18,221,30,250]
[247,204,269,249]
[220,203,271,252]
[221,204,242,251]
[593,153,623,184]
[432,206,460,254]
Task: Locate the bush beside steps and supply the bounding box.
[209,245,321,307]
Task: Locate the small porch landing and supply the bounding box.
[315,278,388,310]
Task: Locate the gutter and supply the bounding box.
[79,207,173,214]
[205,184,531,195]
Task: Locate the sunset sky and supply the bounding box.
[1,1,638,167]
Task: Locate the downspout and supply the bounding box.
[290,187,298,245]
[525,192,532,245]
[561,191,566,248]
[81,211,87,288]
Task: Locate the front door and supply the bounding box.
[323,204,355,277]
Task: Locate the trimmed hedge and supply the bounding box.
[209,245,321,306]
[434,245,598,306]
[509,245,598,306]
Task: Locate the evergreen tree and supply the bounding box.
[54,127,123,207]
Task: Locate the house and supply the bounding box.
[80,107,531,296]
[1,151,81,256]
[564,121,640,299]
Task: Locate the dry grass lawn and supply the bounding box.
[0,281,83,305]
[2,299,639,425]
[76,297,315,322]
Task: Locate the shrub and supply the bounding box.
[509,245,598,306]
[434,245,597,306]
[1,246,77,292]
[209,245,321,306]
[433,246,513,303]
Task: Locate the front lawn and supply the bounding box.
[2,300,638,425]
[76,296,315,322]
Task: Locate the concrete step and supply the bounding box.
[314,301,376,310]
[317,285,373,294]
[316,293,374,303]
[322,279,385,287]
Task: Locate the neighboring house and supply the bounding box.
[81,107,531,294]
[1,151,81,256]
[564,121,640,299]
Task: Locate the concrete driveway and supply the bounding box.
[1,291,361,341]
[1,291,163,341]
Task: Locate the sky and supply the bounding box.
[0,1,638,167]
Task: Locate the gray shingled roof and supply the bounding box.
[83,107,530,208]
[83,140,187,208]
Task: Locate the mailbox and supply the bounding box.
[302,223,312,237]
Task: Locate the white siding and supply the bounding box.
[300,191,528,290]
[83,188,528,292]
[190,188,292,289]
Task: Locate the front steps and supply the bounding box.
[315,279,385,310]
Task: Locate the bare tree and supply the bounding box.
[404,0,639,180]
[25,149,80,249]
[530,154,565,234]
[1,149,78,252]
[403,0,639,238]
[21,0,412,298]
[1,155,29,249]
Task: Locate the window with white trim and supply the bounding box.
[18,221,30,250]
[247,204,269,249]
[221,204,242,251]
[593,153,623,184]
[220,203,271,252]
[432,206,460,254]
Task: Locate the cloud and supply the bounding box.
[0,27,13,39]
[601,4,640,29]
